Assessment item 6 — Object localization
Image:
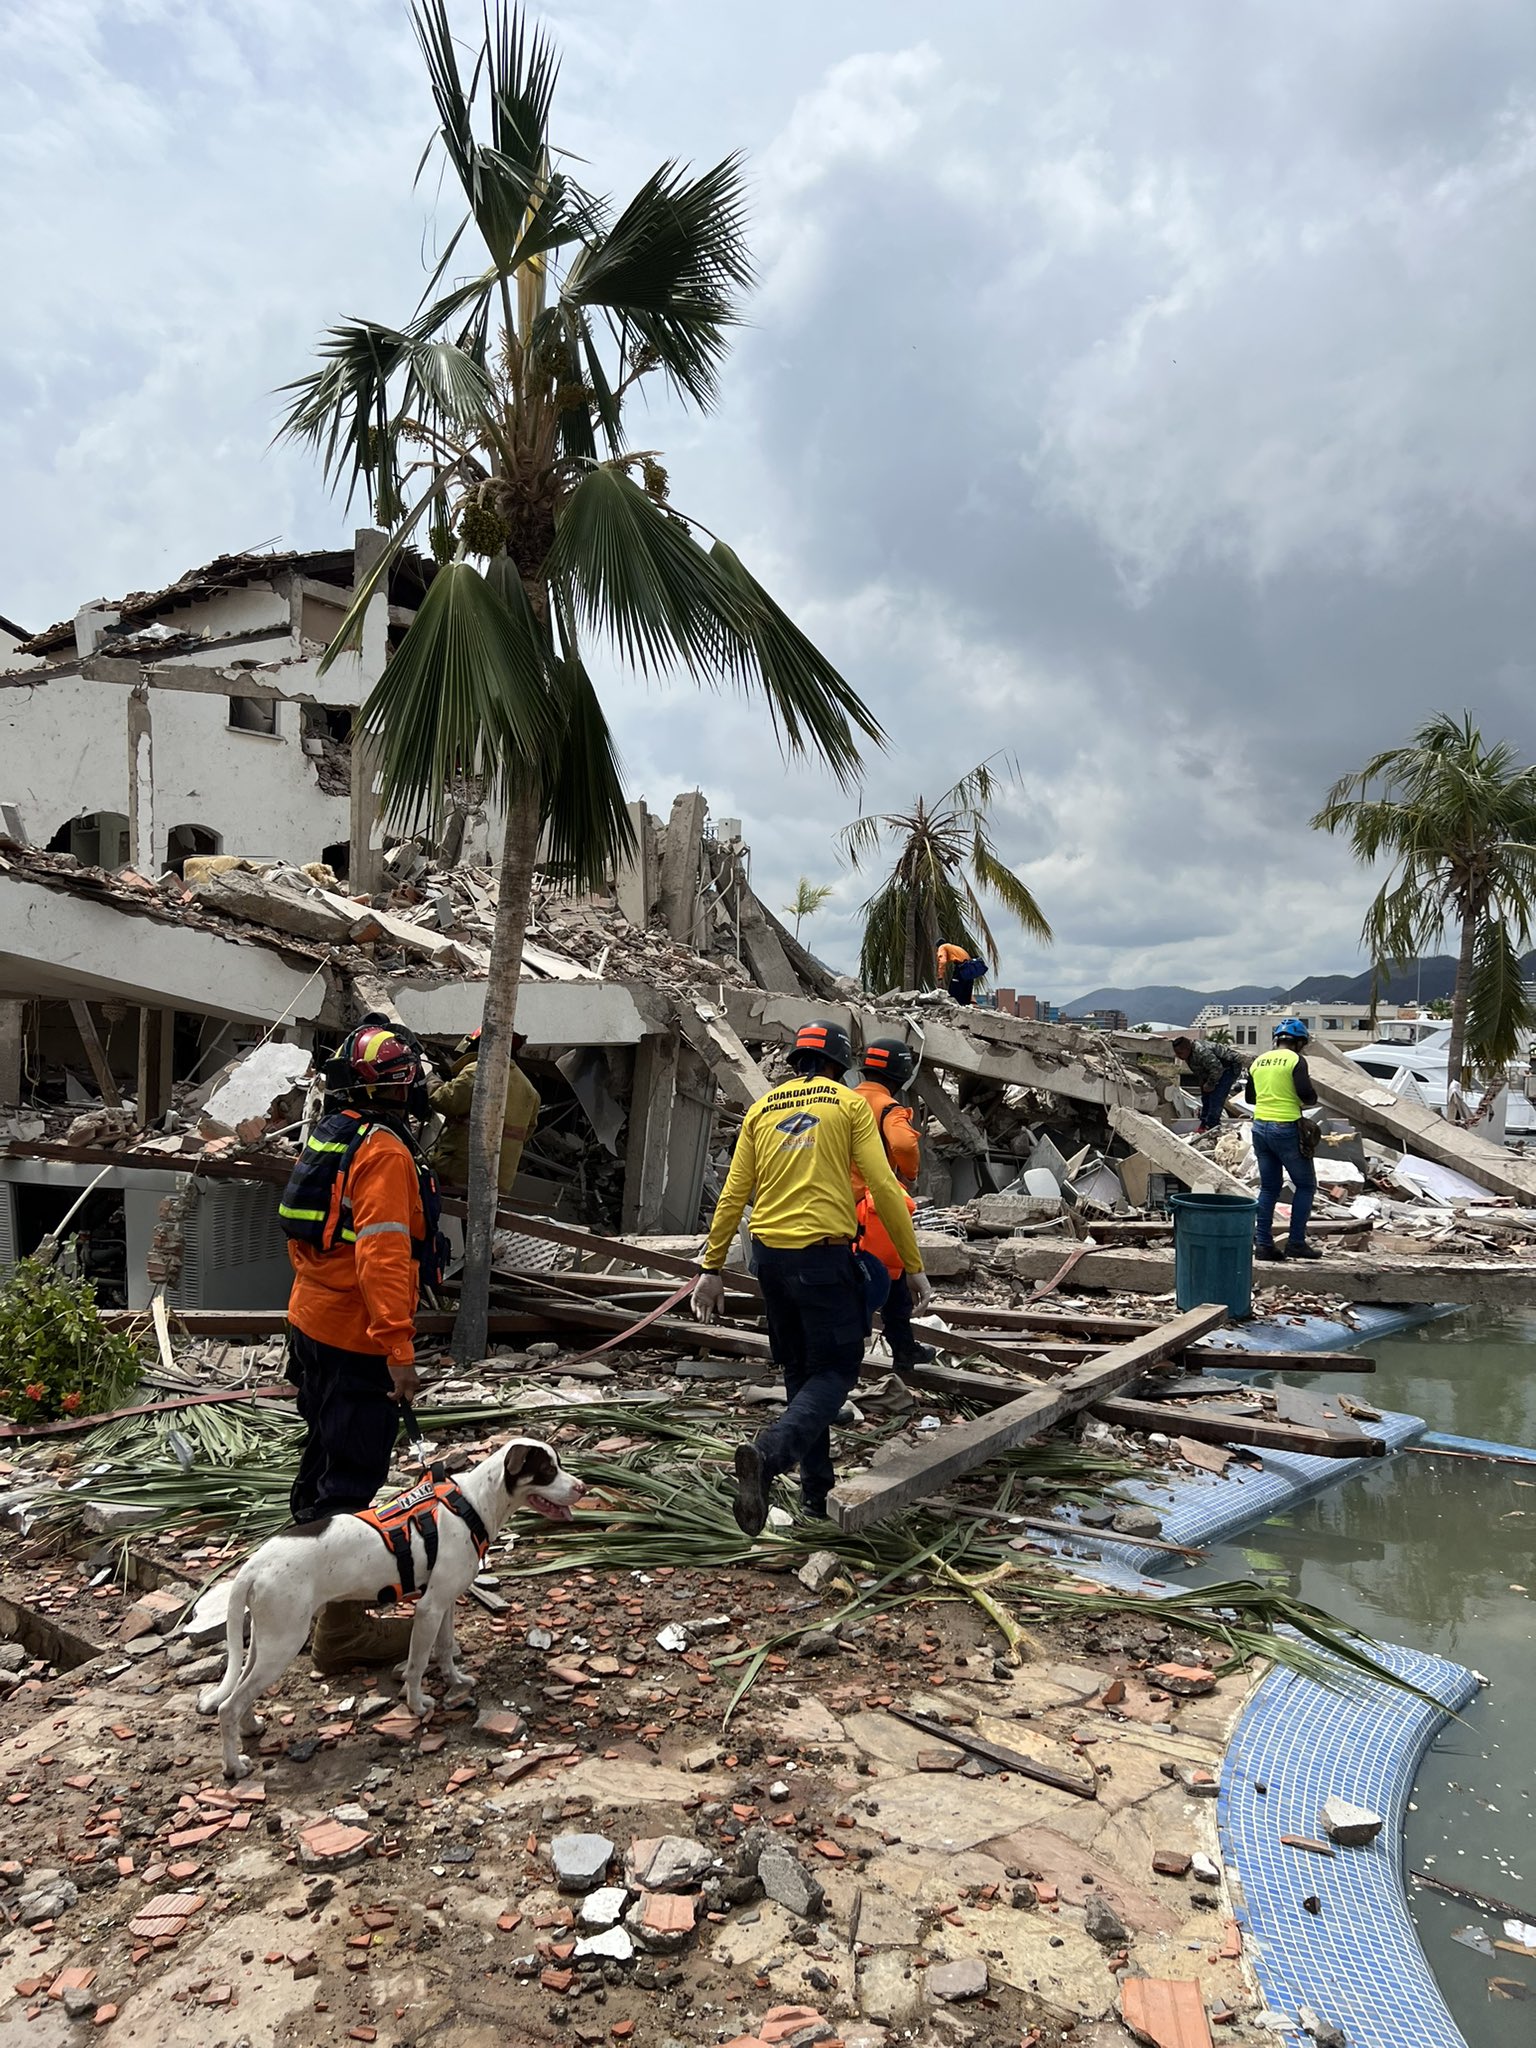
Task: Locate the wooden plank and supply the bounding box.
[901,1360,1384,1457]
[939,1331,1374,1374]
[1093,1396,1384,1459]
[67,1000,122,1107]
[828,1302,1228,1532]
[1107,1103,1250,1196]
[990,1237,1536,1309]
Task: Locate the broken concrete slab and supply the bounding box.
[722,992,1159,1112]
[1308,1037,1536,1205]
[927,1957,988,2001]
[1107,1104,1251,1197]
[756,1844,824,1920]
[990,1237,1536,1308]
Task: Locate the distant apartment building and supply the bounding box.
[1192,999,1384,1049]
[992,989,1058,1022]
[1079,1007,1128,1033]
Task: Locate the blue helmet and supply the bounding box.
[1273,1016,1310,1044]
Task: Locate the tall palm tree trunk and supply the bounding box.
[454,789,541,1362]
[1448,904,1478,1087]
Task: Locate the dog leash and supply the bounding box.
[553,1278,697,1367]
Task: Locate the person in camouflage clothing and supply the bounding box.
[1170,1034,1243,1132]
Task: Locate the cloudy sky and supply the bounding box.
[4,0,1533,1001]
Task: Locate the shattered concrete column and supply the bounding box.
[622,1031,679,1233]
[348,527,390,895]
[136,1009,175,1127]
[126,684,155,875]
[0,1001,23,1106]
[658,791,707,944]
[615,799,653,930]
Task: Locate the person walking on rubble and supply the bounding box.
[429,1027,541,1195]
[1171,1032,1244,1133]
[852,1037,936,1375]
[278,1023,448,1670]
[690,1020,934,1532]
[1245,1017,1323,1263]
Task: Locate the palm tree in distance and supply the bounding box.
[841,755,1052,993]
[1312,714,1536,1084]
[783,878,834,940]
[281,1,884,1357]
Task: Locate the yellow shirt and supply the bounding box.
[702,1075,925,1275]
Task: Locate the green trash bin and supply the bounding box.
[1170,1190,1256,1321]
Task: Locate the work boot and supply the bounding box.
[892,1340,937,1372]
[310,1601,415,1674]
[732,1442,770,1538]
[1254,1244,1287,1263]
[1286,1241,1324,1261]
[798,1495,831,1523]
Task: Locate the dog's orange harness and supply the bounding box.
[352,1472,491,1607]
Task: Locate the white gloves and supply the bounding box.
[691,1271,726,1323]
[909,1270,935,1313]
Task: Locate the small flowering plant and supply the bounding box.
[0,1260,140,1423]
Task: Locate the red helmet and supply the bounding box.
[338,1025,423,1099]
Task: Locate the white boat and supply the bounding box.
[1344,1023,1536,1139]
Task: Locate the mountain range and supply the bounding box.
[1061,954,1536,1028]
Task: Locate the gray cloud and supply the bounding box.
[3,0,1533,1000]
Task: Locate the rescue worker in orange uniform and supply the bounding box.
[852,1038,937,1374]
[279,1023,445,1670]
[936,942,987,1005]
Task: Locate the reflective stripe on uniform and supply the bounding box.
[355,1220,411,1240]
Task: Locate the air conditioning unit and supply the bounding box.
[123,1181,291,1312]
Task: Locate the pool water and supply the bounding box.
[1199,1306,1536,2044]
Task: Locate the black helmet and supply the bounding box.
[790,1019,855,1074]
[861,1037,916,1090]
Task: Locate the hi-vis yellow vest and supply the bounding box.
[1249,1048,1303,1122]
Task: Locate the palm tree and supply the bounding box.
[783,877,833,940]
[1312,714,1536,1084]
[840,756,1052,993]
[281,2,883,1358]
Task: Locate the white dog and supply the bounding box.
[199,1437,583,1779]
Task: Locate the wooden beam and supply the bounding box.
[135,1007,174,1126]
[1092,1395,1384,1458]
[1106,1103,1250,1196]
[828,1301,1228,1531]
[903,1361,1386,1458]
[990,1237,1536,1309]
[939,1333,1373,1373]
[67,1000,122,1107]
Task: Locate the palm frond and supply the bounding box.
[564,156,752,408]
[1466,916,1536,1075]
[537,645,637,889]
[411,0,551,272]
[970,835,1053,944]
[359,559,556,830]
[547,463,744,673]
[315,483,453,675]
[709,541,884,790]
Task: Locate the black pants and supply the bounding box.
[751,1239,866,1512]
[287,1327,399,1523]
